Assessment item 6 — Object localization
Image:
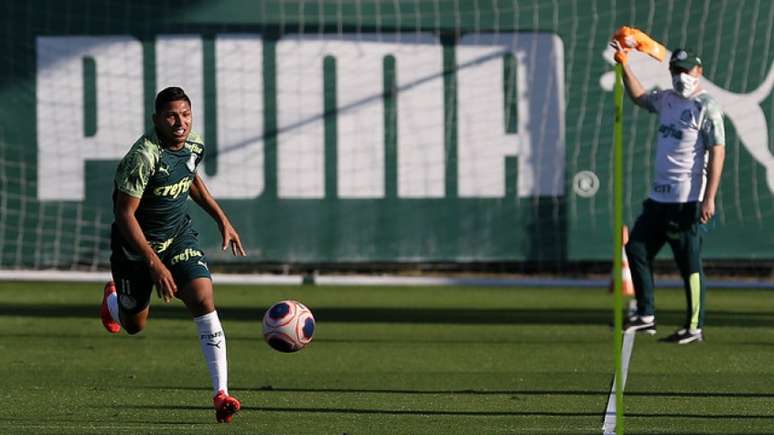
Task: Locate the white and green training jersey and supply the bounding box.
[113,130,205,252]
[642,88,725,203]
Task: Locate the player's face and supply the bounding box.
[154,99,192,146]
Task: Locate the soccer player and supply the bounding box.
[611,42,726,344]
[99,87,246,421]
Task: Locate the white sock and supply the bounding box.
[194,310,229,396]
[107,291,121,325]
[641,315,655,323]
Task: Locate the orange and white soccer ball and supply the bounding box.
[262,300,316,353]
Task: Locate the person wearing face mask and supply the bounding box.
[610,42,726,344]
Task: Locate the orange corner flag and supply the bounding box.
[610,225,635,297]
[612,26,666,62]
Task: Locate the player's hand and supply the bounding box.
[220,222,247,257]
[149,260,177,303]
[700,199,716,224]
[609,40,629,64]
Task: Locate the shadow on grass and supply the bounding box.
[2,303,774,327]
[112,403,774,420]
[113,403,600,417]
[0,331,603,345]
[138,385,774,399]
[252,407,774,420]
[625,413,774,420]
[0,417,211,426]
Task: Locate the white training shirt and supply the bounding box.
[641,88,725,203]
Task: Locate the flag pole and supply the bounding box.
[613,63,625,434]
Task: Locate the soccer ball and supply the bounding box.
[262,300,316,353]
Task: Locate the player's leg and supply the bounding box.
[101,283,151,335]
[167,232,239,423]
[103,251,154,335]
[115,282,152,335]
[176,277,240,422]
[662,202,705,344]
[176,277,224,392]
[625,199,666,332]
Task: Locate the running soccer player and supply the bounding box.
[611,42,726,344]
[99,87,246,421]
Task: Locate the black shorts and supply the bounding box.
[110,224,211,314]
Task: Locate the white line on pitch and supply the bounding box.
[602,331,636,435]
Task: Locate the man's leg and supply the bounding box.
[167,228,240,422]
[101,281,151,334]
[662,202,705,344]
[626,200,666,319]
[117,303,150,335]
[176,277,240,422]
[177,277,226,394]
[103,254,154,335]
[168,227,241,421]
[670,236,705,329]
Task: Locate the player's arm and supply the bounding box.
[610,41,650,108]
[701,144,725,224]
[620,63,650,108]
[114,191,178,302]
[189,175,247,256]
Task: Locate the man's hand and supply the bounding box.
[610,40,630,64]
[221,222,247,257]
[150,260,177,303]
[700,199,716,224]
[189,175,248,257]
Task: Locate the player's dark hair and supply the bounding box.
[154,87,191,113]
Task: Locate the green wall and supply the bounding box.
[1,0,772,267]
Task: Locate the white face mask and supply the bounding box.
[672,72,698,98]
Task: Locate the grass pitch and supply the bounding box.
[1,281,773,434]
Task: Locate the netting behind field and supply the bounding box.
[1,0,772,270]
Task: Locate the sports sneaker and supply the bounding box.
[213,390,240,423]
[100,281,121,334]
[660,328,704,344]
[624,316,656,335]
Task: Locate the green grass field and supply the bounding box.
[1,281,773,434]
